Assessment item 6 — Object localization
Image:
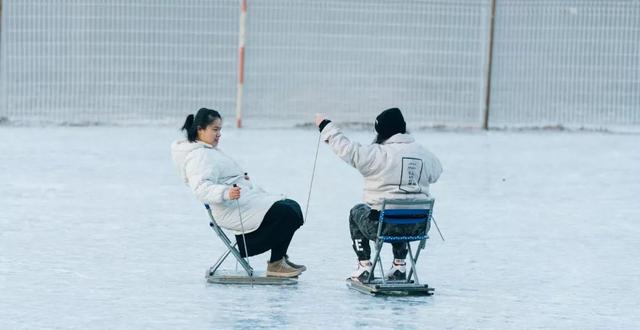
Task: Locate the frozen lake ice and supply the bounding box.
[1,126,639,329]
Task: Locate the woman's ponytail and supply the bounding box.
[181,114,197,142]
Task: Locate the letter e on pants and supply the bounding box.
[354,239,364,251]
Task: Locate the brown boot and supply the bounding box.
[285,256,307,272]
[267,258,301,278]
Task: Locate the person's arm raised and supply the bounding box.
[314,114,383,176]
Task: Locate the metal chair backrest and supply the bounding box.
[377,198,434,243]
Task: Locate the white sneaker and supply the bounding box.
[385,261,407,281]
[350,261,373,282]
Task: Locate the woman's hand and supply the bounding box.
[228,185,241,200]
[315,113,326,127]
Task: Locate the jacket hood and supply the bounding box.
[381,133,415,144]
[171,140,210,183]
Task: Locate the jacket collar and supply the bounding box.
[196,140,215,149]
[382,133,414,144]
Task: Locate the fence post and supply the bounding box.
[0,0,3,42]
[483,0,497,130]
[0,0,4,114]
[0,0,3,63]
[235,0,247,128]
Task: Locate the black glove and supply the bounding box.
[318,119,331,132]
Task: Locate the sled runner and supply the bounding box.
[346,199,435,296]
[204,204,297,285]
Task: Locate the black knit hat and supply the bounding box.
[375,107,406,143]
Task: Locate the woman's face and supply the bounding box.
[197,118,222,146]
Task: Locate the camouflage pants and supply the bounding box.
[349,203,429,261]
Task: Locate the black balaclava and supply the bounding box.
[374,107,406,144]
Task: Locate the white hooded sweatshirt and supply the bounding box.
[171,140,282,234]
[320,122,442,210]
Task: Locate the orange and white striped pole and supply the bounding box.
[235,0,247,128]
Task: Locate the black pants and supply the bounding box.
[235,199,303,262]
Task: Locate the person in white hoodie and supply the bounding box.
[314,108,442,282]
[171,108,305,278]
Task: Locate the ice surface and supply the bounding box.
[1,126,639,329]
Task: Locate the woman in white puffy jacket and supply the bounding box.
[171,108,305,278]
[315,108,442,283]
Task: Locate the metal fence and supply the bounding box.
[0,0,638,130]
[0,0,238,125]
[490,0,640,130]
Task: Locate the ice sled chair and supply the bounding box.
[203,204,297,285]
[347,198,435,296]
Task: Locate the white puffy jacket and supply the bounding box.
[171,140,282,234]
[321,122,442,210]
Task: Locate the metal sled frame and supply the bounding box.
[347,199,435,296]
[204,205,297,285]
